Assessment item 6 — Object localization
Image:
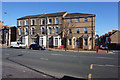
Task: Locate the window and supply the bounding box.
[19,28,22,35]
[19,21,22,26]
[32,20,35,25]
[41,38,43,45]
[77,18,80,22]
[48,19,52,24]
[42,28,45,34]
[25,20,28,25]
[69,29,72,34]
[31,39,36,44]
[84,17,88,22]
[84,28,87,33]
[69,19,72,23]
[56,27,59,34]
[55,18,59,24]
[84,39,88,46]
[49,27,52,34]
[55,38,58,46]
[76,28,80,34]
[76,41,79,47]
[69,39,72,45]
[41,19,45,25]
[31,28,35,35]
[25,28,28,35]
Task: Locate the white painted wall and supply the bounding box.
[25,36,28,46]
[39,36,46,47]
[53,36,61,48]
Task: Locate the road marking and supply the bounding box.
[90,64,120,68]
[96,57,114,59]
[88,74,91,80]
[51,54,62,56]
[40,58,48,61]
[90,64,93,69]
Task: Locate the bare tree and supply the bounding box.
[62,20,75,51]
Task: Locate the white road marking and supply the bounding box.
[96,57,114,59]
[51,54,62,55]
[40,58,48,60]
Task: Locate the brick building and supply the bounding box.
[99,30,120,50]
[17,11,96,50]
[0,20,10,46]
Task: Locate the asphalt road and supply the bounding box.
[2,48,119,79]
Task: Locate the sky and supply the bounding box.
[1,2,118,36]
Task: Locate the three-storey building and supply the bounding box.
[17,11,96,50]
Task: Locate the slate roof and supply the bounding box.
[17,11,67,20]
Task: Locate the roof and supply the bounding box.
[64,13,96,18]
[17,11,67,20]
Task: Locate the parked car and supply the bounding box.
[29,44,46,50]
[11,42,26,49]
[100,44,108,50]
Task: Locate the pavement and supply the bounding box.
[1,48,119,80]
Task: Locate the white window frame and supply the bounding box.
[31,27,35,35]
[41,19,45,25]
[25,19,28,25]
[19,20,22,26]
[19,28,22,35]
[25,27,28,35]
[55,18,59,24]
[31,19,36,25]
[48,18,52,24]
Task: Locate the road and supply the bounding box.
[2,48,119,80]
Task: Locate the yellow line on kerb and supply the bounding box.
[88,74,92,80]
[90,64,93,69]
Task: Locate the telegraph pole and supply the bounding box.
[28,17,31,48]
[45,16,49,48]
[91,17,94,50]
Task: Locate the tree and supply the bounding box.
[62,19,75,51]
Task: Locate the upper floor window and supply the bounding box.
[25,20,28,25]
[76,28,80,34]
[77,18,80,22]
[19,28,22,35]
[25,28,28,35]
[84,28,87,33]
[41,19,45,25]
[56,27,59,34]
[42,27,45,34]
[49,27,52,34]
[55,18,59,24]
[84,17,88,22]
[69,29,72,34]
[19,21,22,26]
[31,20,35,25]
[31,28,35,35]
[48,19,52,24]
[69,19,72,23]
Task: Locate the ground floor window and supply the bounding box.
[69,39,72,45]
[31,39,36,44]
[84,39,88,46]
[55,38,58,46]
[40,38,43,45]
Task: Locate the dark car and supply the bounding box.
[29,44,46,50]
